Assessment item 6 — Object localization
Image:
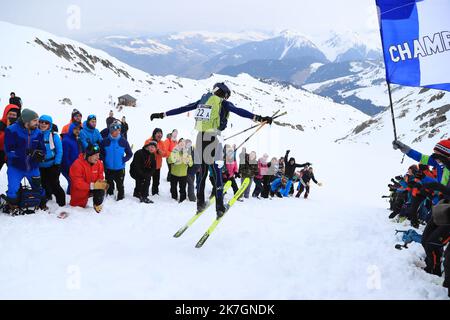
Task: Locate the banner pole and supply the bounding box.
[387,82,398,141]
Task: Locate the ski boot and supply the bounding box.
[140,197,154,204]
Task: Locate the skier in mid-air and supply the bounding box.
[150,82,273,218]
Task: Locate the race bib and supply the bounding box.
[194,104,212,121]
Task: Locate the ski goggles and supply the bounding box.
[87,115,97,122]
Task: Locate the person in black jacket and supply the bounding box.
[130,141,157,204]
[121,116,129,140]
[9,92,22,113]
[295,166,322,199]
[284,150,310,195]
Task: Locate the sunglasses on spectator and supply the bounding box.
[39,120,50,125]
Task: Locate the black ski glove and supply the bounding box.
[150,113,165,121]
[254,115,273,125]
[392,140,411,154]
[234,172,241,179]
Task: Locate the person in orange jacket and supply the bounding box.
[0,104,21,171]
[69,143,108,212]
[144,128,169,195]
[61,109,83,137]
[164,129,178,182]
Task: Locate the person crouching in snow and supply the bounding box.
[168,138,193,203]
[3,108,46,213]
[295,166,322,199]
[270,176,291,198]
[69,144,108,213]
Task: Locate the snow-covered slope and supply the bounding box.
[0,21,367,150]
[303,60,387,115]
[0,21,448,300]
[338,86,450,149]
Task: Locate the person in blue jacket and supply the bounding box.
[61,122,82,194]
[100,121,133,201]
[38,115,66,207]
[79,114,102,152]
[4,109,46,213]
[150,82,273,218]
[270,175,291,198]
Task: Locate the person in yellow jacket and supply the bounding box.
[168,139,193,203]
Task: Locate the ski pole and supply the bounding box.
[234,120,268,152]
[224,110,287,141]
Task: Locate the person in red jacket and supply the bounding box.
[0,104,20,171]
[69,144,108,212]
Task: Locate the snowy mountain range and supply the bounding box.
[0,21,367,149]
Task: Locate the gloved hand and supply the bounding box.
[93,180,109,190]
[254,115,273,125]
[234,172,241,179]
[392,140,411,154]
[54,164,61,175]
[29,149,45,163]
[318,182,323,187]
[150,113,165,121]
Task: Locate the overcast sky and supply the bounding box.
[0,0,379,39]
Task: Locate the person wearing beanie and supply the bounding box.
[38,115,66,207]
[61,109,83,136]
[0,104,21,171]
[130,140,157,203]
[79,114,103,152]
[100,121,133,201]
[3,108,46,214]
[69,143,108,212]
[143,128,169,195]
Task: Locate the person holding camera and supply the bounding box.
[3,109,46,213]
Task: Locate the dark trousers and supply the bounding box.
[151,169,161,195]
[170,175,187,202]
[105,169,125,199]
[444,245,450,297]
[297,184,310,199]
[421,219,450,276]
[194,131,224,213]
[261,175,271,198]
[187,174,196,201]
[39,166,66,207]
[408,194,427,225]
[252,178,263,197]
[62,169,71,195]
[0,150,6,172]
[224,176,239,194]
[133,176,151,198]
